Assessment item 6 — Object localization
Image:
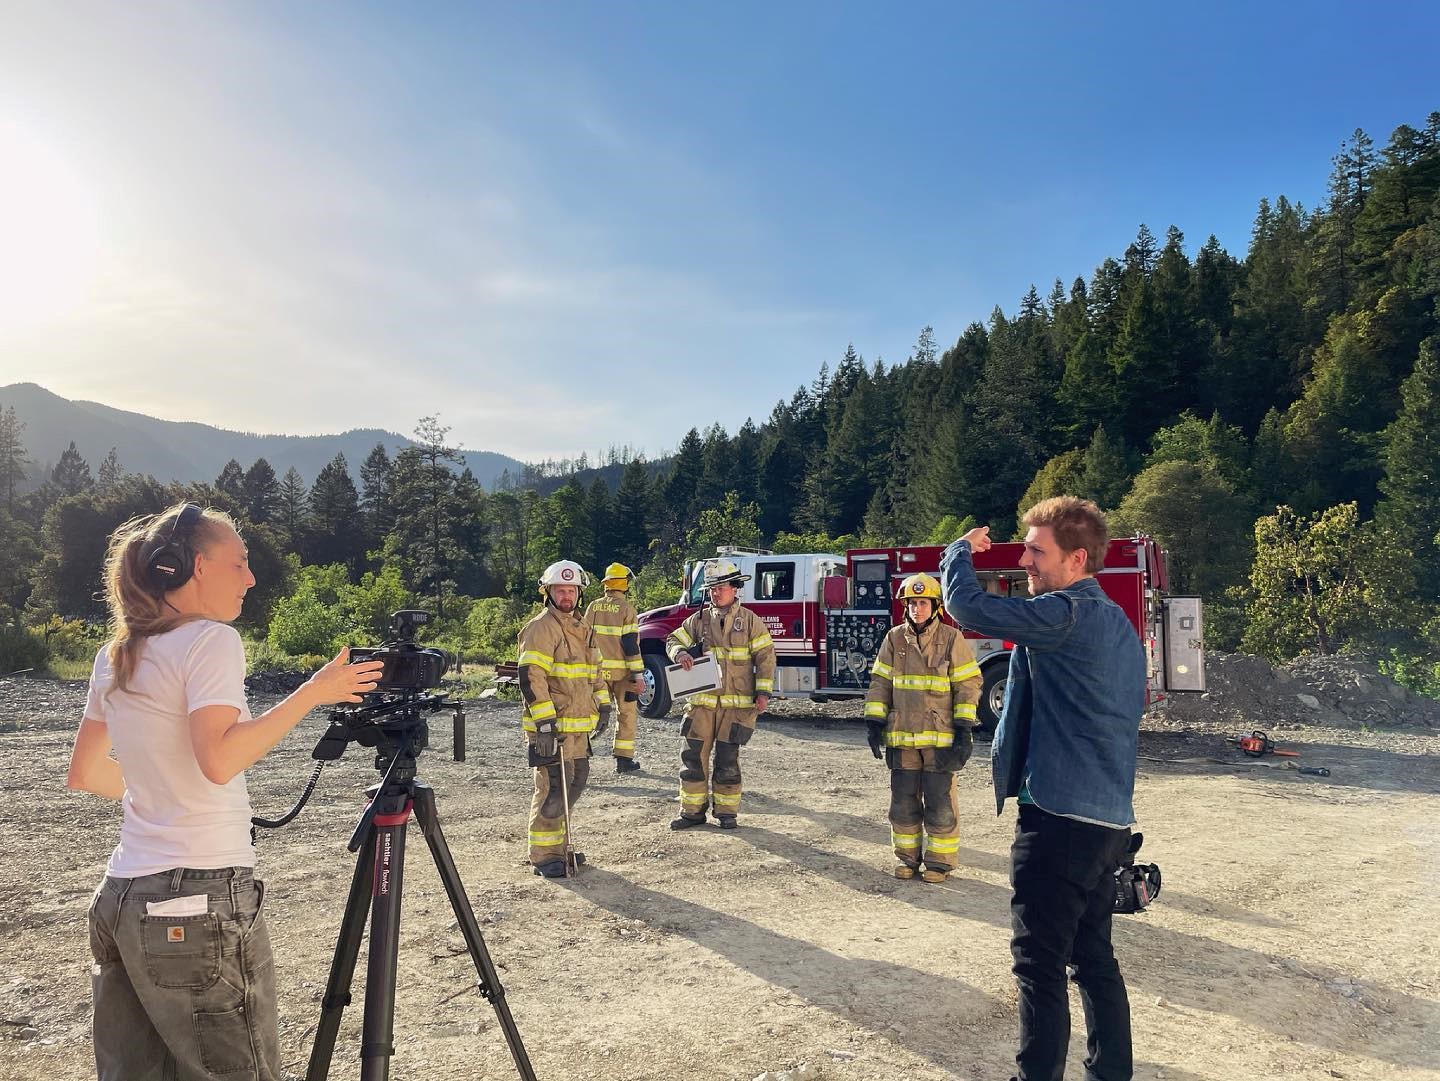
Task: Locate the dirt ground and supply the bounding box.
[2,676,1438,1081]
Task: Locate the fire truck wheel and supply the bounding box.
[639,654,674,720]
[977,664,1007,734]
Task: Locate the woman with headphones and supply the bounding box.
[65,502,383,1081]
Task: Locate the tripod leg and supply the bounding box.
[358,805,413,1081]
[307,818,379,1081]
[413,786,537,1081]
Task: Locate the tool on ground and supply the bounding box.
[1227,730,1300,757]
[557,742,575,878]
[1204,756,1330,777]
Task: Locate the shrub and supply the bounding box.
[465,597,531,663]
[0,623,48,675]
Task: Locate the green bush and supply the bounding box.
[244,637,328,675]
[465,597,531,663]
[0,623,48,675]
[32,615,106,661]
[267,593,346,656]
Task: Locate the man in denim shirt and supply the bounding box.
[941,496,1145,1081]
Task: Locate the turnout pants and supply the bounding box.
[88,866,279,1081]
[1010,803,1133,1081]
[606,675,639,760]
[527,733,591,866]
[678,708,753,819]
[887,748,961,870]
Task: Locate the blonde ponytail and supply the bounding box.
[103,504,239,694]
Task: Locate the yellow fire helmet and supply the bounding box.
[602,562,633,589]
[896,572,943,613]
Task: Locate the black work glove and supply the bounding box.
[533,722,557,759]
[866,720,886,759]
[954,726,974,769]
[594,706,611,737]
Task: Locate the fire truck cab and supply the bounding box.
[635,537,1205,729]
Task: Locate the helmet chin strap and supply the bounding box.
[906,610,939,634]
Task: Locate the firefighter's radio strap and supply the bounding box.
[667,654,720,698]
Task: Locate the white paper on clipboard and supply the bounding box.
[666,654,719,698]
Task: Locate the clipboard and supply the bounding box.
[666,654,720,698]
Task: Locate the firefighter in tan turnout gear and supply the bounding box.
[517,560,612,878]
[666,559,776,830]
[865,572,982,883]
[583,562,646,773]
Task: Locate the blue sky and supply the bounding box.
[1,2,1436,461]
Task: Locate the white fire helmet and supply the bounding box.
[538,560,590,598]
[702,558,751,590]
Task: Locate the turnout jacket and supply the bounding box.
[865,620,982,748]
[665,603,777,716]
[583,590,643,680]
[517,605,611,742]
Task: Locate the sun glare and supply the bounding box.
[0,120,101,326]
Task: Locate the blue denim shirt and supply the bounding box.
[940,539,1145,827]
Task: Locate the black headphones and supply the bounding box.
[143,503,203,594]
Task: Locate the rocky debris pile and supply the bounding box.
[1158,650,1438,730]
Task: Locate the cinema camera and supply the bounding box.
[312,609,461,763]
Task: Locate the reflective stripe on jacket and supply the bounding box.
[517,606,611,736]
[864,620,981,748]
[665,603,777,708]
[583,590,643,676]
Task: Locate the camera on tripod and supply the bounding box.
[347,609,449,692]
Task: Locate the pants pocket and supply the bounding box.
[195,1004,258,1077]
[142,913,221,991]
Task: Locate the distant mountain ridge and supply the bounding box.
[0,383,525,490]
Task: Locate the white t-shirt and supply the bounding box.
[86,620,255,877]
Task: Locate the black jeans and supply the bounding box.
[1010,804,1133,1081]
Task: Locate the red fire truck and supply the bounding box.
[635,539,1205,730]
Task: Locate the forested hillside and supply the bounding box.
[3,112,1438,692]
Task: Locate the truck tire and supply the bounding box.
[639,654,673,719]
[977,663,1008,734]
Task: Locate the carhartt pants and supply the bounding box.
[88,866,279,1081]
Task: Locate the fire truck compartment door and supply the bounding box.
[1162,597,1206,692]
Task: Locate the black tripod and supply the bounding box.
[305,717,535,1081]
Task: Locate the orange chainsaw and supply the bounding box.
[1227,730,1299,758]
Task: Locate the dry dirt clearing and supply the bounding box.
[2,676,1438,1081]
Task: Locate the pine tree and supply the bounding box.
[51,442,93,496]
[97,447,123,490]
[276,467,309,550]
[242,458,280,525]
[306,454,361,573]
[215,459,246,504]
[1377,337,1440,600]
[612,458,652,566]
[0,406,28,514]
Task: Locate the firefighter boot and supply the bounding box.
[670,813,707,830]
[533,860,567,879]
[894,863,918,880]
[920,866,950,884]
[718,815,738,830]
[616,757,642,774]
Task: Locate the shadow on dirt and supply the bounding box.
[562,866,1002,1074]
[733,823,1440,1071]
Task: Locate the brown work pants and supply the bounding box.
[888,747,961,871]
[678,707,754,819]
[527,734,590,866]
[606,675,639,759]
